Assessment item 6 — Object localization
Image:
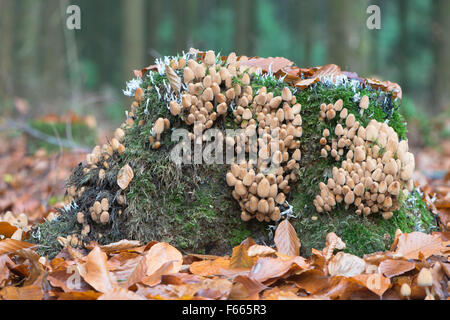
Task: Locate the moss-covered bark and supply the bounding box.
[30,52,438,259]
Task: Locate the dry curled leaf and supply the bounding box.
[126,242,182,288]
[295,77,319,90]
[190,257,231,277]
[379,259,416,278]
[350,273,391,296]
[100,239,142,253]
[230,238,255,269]
[394,232,449,260]
[0,285,43,300]
[117,164,134,190]
[274,219,300,257]
[249,256,308,283]
[240,57,294,73]
[165,65,181,93]
[97,287,145,300]
[79,246,116,293]
[328,252,366,277]
[248,244,275,257]
[0,222,18,239]
[0,238,35,255]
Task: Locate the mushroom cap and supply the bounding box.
[183,67,195,83]
[235,180,247,197]
[100,211,110,224]
[257,178,271,198]
[417,268,433,287]
[359,95,369,110]
[281,87,292,101]
[257,199,269,214]
[400,283,411,297]
[204,50,216,65]
[226,172,237,187]
[154,118,165,135]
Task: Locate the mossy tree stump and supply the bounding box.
[30,50,438,258]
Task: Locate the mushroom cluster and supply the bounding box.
[169,51,245,130]
[225,85,303,222]
[80,127,126,180]
[162,50,304,222]
[313,97,415,219]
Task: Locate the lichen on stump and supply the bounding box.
[30,49,438,258]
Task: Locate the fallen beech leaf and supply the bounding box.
[274,219,300,256]
[48,269,91,293]
[0,238,35,255]
[126,242,182,288]
[249,256,308,283]
[15,249,45,286]
[57,290,101,300]
[313,64,342,82]
[240,57,294,73]
[248,244,276,257]
[100,239,142,253]
[0,222,18,238]
[328,252,366,277]
[195,278,233,300]
[295,77,319,90]
[0,254,15,286]
[0,285,43,300]
[161,273,202,285]
[379,259,416,278]
[97,287,145,300]
[350,274,391,296]
[165,65,181,93]
[79,246,116,293]
[312,276,367,300]
[288,269,329,295]
[365,78,402,100]
[394,232,448,260]
[233,275,267,297]
[145,242,182,276]
[262,287,302,300]
[190,257,231,276]
[230,238,255,268]
[117,164,134,190]
[141,260,179,287]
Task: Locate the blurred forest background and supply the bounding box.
[0,0,449,148]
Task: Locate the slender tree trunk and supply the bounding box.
[431,0,449,113]
[327,0,353,69]
[147,0,161,55]
[122,0,145,79]
[0,0,15,100]
[298,0,314,67]
[234,0,254,56]
[17,0,42,97]
[40,0,66,113]
[397,0,408,91]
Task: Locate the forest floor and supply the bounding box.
[0,129,449,300]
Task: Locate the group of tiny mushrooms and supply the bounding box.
[67,49,415,247]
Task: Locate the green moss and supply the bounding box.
[229,227,252,247]
[290,187,437,257]
[28,209,81,259]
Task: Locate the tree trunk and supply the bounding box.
[234,0,255,56]
[327,0,353,70]
[431,0,450,113]
[0,0,15,100]
[122,0,145,80]
[397,0,408,91]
